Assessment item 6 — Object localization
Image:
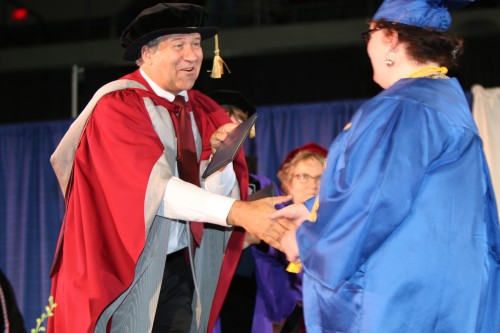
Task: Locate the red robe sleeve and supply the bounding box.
[49,89,165,332]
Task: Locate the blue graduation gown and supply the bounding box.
[297,78,500,333]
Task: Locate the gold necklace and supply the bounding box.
[407,66,448,78]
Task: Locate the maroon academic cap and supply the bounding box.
[279,142,328,171]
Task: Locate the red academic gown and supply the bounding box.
[48,70,247,333]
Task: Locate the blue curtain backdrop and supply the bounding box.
[0,94,471,328]
[252,99,365,184]
[0,120,70,328]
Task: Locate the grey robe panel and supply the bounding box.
[97,217,173,333]
[93,91,178,333]
[189,225,232,333]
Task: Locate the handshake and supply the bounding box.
[212,122,310,261]
[226,196,310,262]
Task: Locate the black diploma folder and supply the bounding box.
[248,184,275,201]
[202,113,258,179]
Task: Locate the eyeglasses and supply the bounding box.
[361,27,381,43]
[293,173,321,184]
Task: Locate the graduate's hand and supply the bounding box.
[269,203,310,262]
[227,195,294,250]
[210,123,239,154]
[269,203,310,227]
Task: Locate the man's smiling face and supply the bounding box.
[141,33,203,94]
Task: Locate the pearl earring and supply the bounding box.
[385,48,396,67]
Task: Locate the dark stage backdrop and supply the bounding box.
[1,32,497,125]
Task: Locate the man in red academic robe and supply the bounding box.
[48,3,290,333]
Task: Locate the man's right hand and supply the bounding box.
[227,195,293,250]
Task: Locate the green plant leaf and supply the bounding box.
[31,295,57,333]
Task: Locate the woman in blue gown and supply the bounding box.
[271,0,500,332]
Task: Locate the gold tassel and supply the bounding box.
[249,124,256,139]
[286,261,302,273]
[210,34,230,79]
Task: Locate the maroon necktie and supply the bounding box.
[172,95,204,246]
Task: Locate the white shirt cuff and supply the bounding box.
[162,177,236,226]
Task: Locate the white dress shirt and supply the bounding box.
[140,69,238,253]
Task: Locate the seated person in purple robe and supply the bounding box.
[251,142,326,333]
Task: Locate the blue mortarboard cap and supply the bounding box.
[373,0,474,32]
